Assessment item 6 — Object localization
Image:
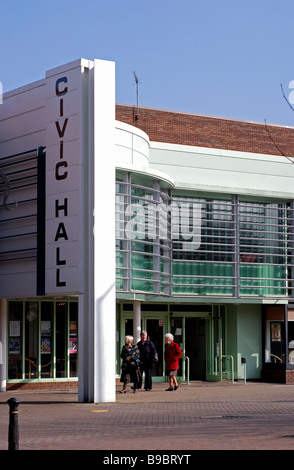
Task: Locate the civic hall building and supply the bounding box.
[1,58,294,402]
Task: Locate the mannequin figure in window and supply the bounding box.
[137,330,157,391]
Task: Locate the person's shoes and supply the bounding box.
[119,390,126,394]
[174,384,179,390]
[145,388,151,391]
[133,389,137,393]
[165,387,173,391]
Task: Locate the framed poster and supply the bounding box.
[70,321,77,335]
[41,321,51,336]
[41,338,51,354]
[271,322,281,342]
[9,321,20,337]
[69,338,77,354]
[9,337,21,354]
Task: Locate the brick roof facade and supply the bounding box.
[116,104,294,158]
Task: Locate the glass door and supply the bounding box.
[120,313,168,381]
[185,317,206,380]
[206,306,223,381]
[170,317,184,380]
[171,316,207,383]
[146,318,165,379]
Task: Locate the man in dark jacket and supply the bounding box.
[137,331,157,391]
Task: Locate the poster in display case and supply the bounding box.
[9,337,21,354]
[69,338,77,354]
[41,338,51,354]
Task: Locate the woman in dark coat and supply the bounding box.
[164,333,182,391]
[137,330,157,391]
[120,335,141,393]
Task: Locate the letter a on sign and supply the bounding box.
[54,222,69,241]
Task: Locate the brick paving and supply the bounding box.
[1,381,294,452]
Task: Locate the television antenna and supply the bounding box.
[133,71,141,108]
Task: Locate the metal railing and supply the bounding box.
[182,355,190,385]
[215,354,234,383]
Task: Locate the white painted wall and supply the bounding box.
[115,121,174,187]
[0,81,46,297]
[0,80,46,156]
[150,142,294,199]
[236,304,262,380]
[115,121,150,169]
[45,59,88,295]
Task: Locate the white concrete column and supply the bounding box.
[93,59,116,404]
[133,300,141,344]
[78,59,116,403]
[0,299,7,392]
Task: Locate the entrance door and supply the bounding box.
[172,317,206,382]
[146,319,164,378]
[120,315,166,380]
[185,318,206,380]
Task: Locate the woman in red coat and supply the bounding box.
[164,333,182,391]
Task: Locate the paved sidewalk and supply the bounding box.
[1,381,294,451]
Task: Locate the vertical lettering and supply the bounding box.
[56,247,66,265]
[55,161,68,180]
[59,140,64,159]
[56,269,66,287]
[60,98,64,117]
[55,198,68,218]
[55,118,68,138]
[55,222,68,241]
[55,77,68,96]
[54,76,69,288]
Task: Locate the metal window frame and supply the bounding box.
[115,178,294,299]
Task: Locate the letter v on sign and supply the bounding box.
[55,118,68,138]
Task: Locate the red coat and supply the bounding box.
[164,341,182,370]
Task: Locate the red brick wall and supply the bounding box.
[286,370,294,384]
[261,369,294,384]
[116,104,294,158]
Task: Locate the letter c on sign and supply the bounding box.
[56,77,68,96]
[55,161,68,180]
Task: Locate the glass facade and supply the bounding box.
[7,299,78,381]
[116,173,292,299]
[172,196,234,296]
[239,202,288,296]
[116,173,172,295]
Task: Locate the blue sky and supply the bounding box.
[1,0,294,126]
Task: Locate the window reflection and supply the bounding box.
[56,302,66,378]
[8,302,23,379]
[25,302,38,379]
[41,302,53,378]
[8,300,78,381]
